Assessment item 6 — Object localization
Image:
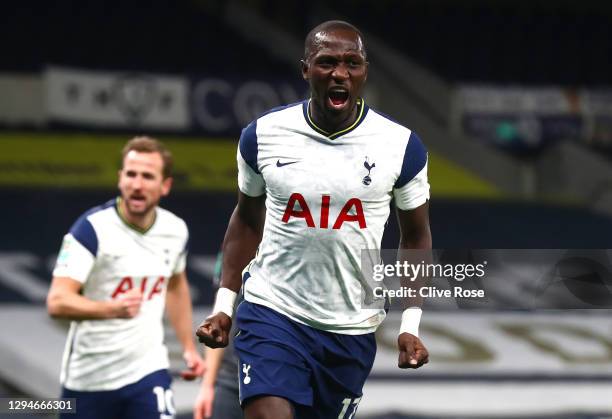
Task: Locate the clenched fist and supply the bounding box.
[196,312,232,348]
[398,333,429,369]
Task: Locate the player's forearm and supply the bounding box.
[202,346,225,386]
[47,290,115,320]
[396,204,432,309]
[220,202,264,292]
[398,220,432,250]
[166,273,197,352]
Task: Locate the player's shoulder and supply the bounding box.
[67,198,116,251]
[245,100,306,130]
[259,100,305,121]
[239,100,306,146]
[155,206,189,237]
[366,107,414,136]
[365,106,426,152]
[73,198,117,228]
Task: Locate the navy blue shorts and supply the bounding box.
[60,369,174,419]
[234,301,376,419]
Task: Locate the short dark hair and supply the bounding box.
[303,20,366,61]
[121,136,173,179]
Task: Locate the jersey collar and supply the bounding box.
[302,98,369,140]
[115,197,157,234]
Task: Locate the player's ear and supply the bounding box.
[161,177,172,196]
[301,59,309,81]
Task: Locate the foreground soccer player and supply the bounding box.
[197,20,431,419]
[47,137,205,419]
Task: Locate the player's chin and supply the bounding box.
[126,200,151,215]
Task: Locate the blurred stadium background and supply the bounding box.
[1,1,612,418]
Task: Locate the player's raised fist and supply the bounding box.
[397,333,429,369]
[196,312,232,348]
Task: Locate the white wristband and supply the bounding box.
[399,307,422,337]
[212,287,238,318]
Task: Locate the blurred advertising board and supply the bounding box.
[43,67,307,136]
[45,67,190,130]
[455,85,612,150]
[190,77,307,136]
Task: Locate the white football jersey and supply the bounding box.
[52,198,188,391]
[238,99,430,335]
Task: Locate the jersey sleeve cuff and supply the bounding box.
[393,163,430,210]
[237,147,265,196]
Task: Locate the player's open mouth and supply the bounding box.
[327,89,349,109]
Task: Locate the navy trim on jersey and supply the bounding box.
[302,98,369,140]
[239,120,260,174]
[394,132,428,188]
[68,199,113,256]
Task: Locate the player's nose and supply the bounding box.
[132,176,143,189]
[331,63,350,80]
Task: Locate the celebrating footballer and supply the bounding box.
[197,20,431,419]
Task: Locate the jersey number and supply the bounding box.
[152,386,175,416]
[282,193,367,229]
[338,397,361,419]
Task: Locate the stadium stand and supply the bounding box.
[0,0,296,76]
[311,0,612,85]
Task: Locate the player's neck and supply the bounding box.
[309,100,359,135]
[117,197,156,233]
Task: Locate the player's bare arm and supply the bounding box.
[196,192,265,348]
[166,271,205,380]
[396,202,431,369]
[193,346,225,419]
[47,276,142,320]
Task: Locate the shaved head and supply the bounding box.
[303,20,366,61]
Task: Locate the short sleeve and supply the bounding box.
[173,229,188,275]
[393,132,431,210]
[237,120,265,196]
[52,233,96,282]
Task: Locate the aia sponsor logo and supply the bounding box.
[111,276,165,300]
[282,193,366,229]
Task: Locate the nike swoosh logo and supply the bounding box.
[276,160,300,167]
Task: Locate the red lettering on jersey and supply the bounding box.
[320,195,331,228]
[282,193,315,227]
[140,277,148,294]
[147,276,165,300]
[112,276,133,299]
[333,198,367,229]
